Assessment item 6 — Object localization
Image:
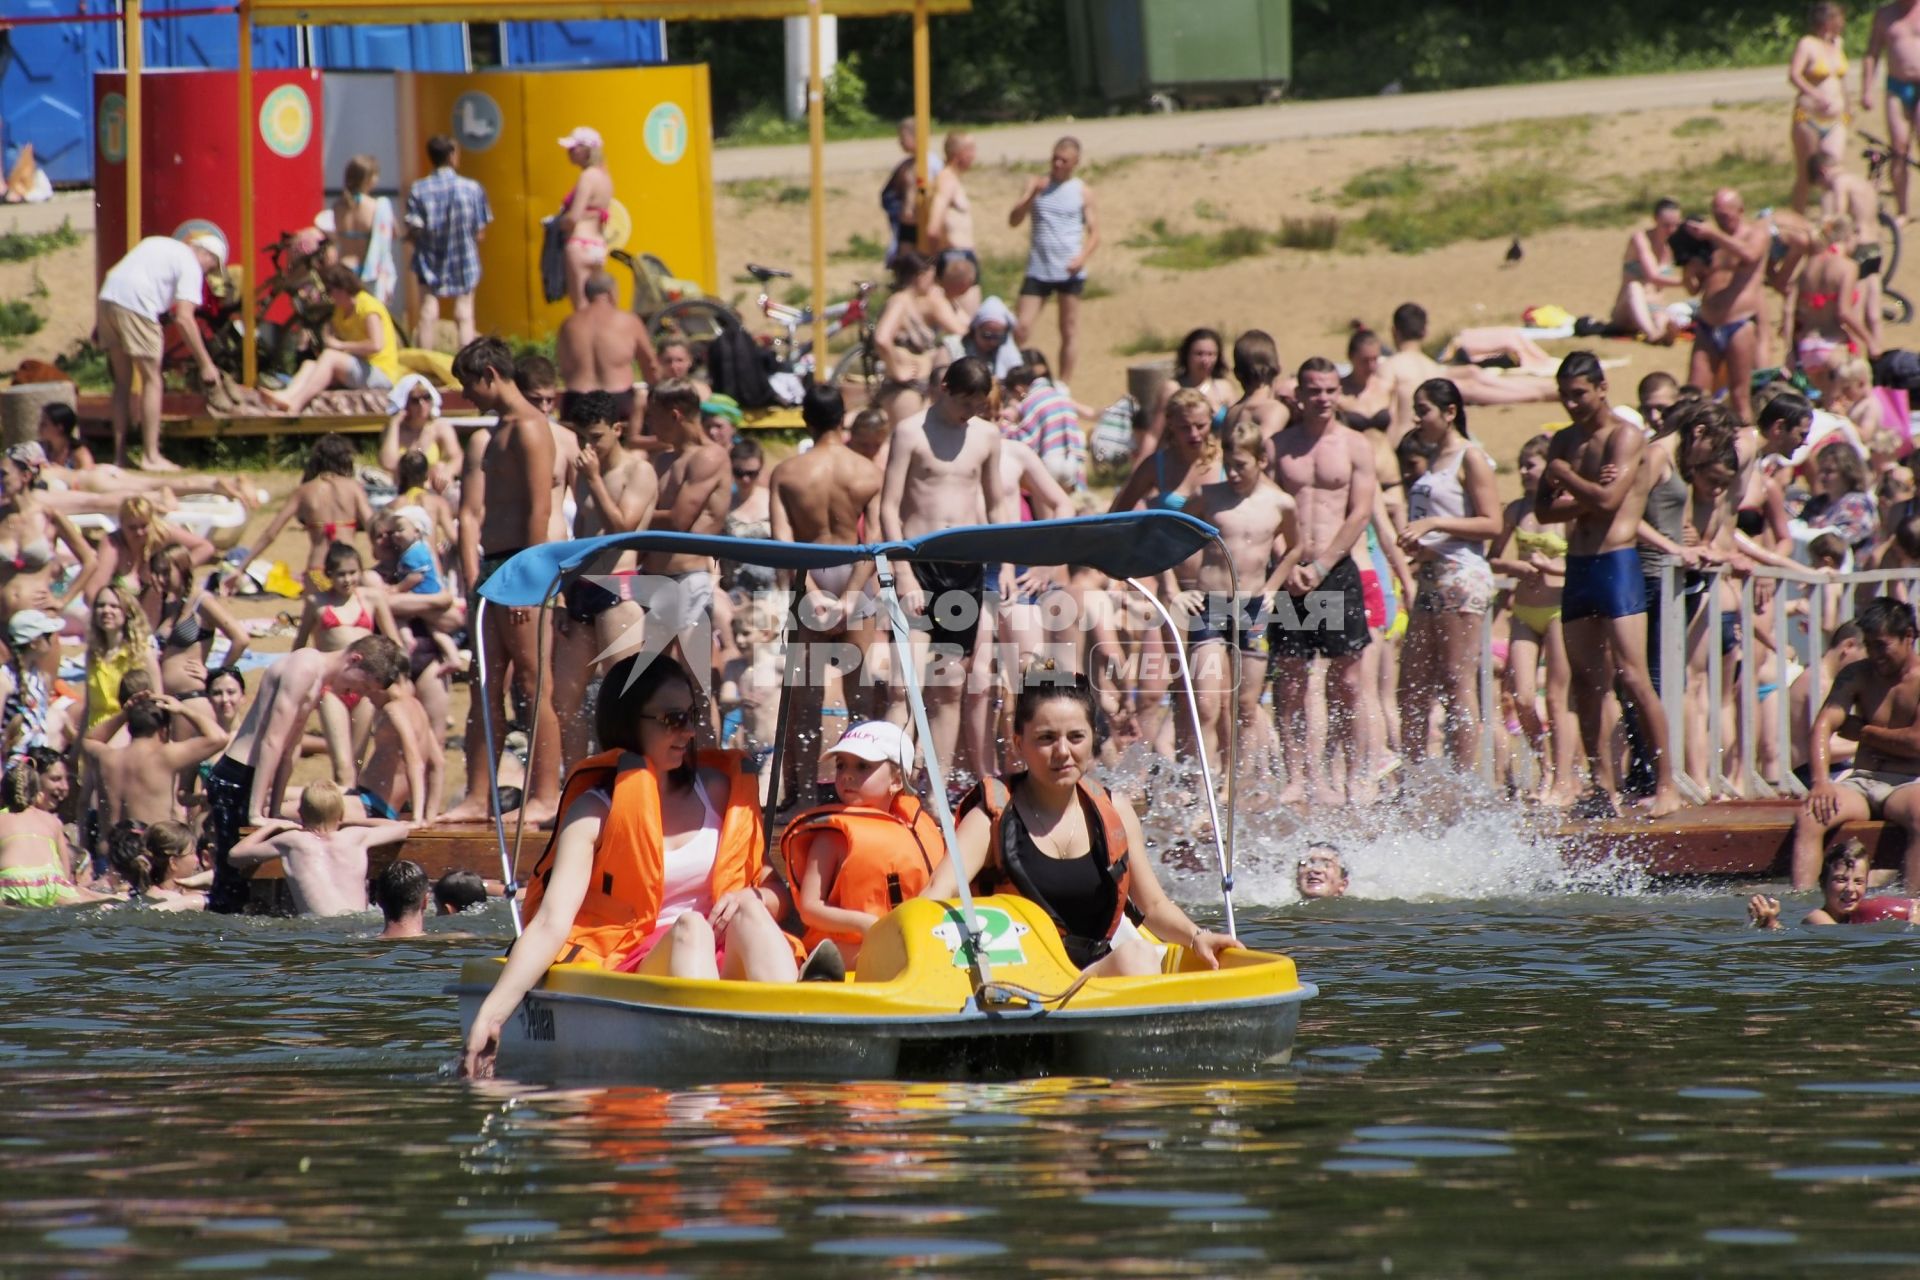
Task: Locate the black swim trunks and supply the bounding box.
[913,559,987,654]
[564,575,625,624]
[1019,275,1086,299]
[470,546,527,628]
[1185,593,1268,656]
[205,755,257,915]
[1267,556,1371,660]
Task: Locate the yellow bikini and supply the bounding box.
[1509,528,1568,635]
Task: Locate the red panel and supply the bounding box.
[94,69,324,304]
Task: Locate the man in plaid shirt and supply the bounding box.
[405,134,491,350]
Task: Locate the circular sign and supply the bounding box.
[258,84,313,159]
[98,93,127,165]
[604,197,632,253]
[644,103,688,166]
[453,91,503,154]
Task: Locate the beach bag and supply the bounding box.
[538,217,567,304]
[1091,396,1136,467]
[706,318,777,410]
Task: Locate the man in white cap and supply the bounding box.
[96,230,226,472]
[0,609,77,758]
[557,125,612,309]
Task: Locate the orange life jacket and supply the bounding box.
[781,793,948,948]
[520,748,774,968]
[960,774,1135,967]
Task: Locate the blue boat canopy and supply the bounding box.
[476,512,1218,607]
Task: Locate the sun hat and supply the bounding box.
[388,372,443,418]
[8,608,61,645]
[557,126,604,151]
[825,720,915,776]
[184,231,228,267]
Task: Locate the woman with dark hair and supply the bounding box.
[0,442,92,631]
[1146,327,1234,435]
[36,403,93,471]
[1740,390,1814,549]
[1395,378,1502,771]
[109,819,204,910]
[462,656,802,1077]
[722,436,775,597]
[923,670,1236,975]
[146,543,249,700]
[233,432,374,583]
[0,761,95,906]
[873,247,966,407]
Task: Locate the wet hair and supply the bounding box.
[3,761,39,812]
[1176,328,1225,382]
[943,357,994,398]
[395,449,430,494]
[1413,377,1468,436]
[1556,350,1606,386]
[514,355,559,395]
[1637,370,1679,402]
[1822,838,1870,885]
[451,336,516,385]
[320,263,364,296]
[1231,330,1280,389]
[343,636,409,689]
[372,859,429,922]
[1690,429,1742,484]
[108,820,155,892]
[208,665,246,697]
[564,388,620,429]
[595,655,699,787]
[305,432,358,481]
[40,402,78,441]
[300,778,345,827]
[1346,327,1382,360]
[1808,531,1850,567]
[323,540,361,578]
[802,384,845,437]
[1817,440,1870,493]
[649,377,702,420]
[1857,596,1919,639]
[343,153,378,194]
[426,134,457,167]
[126,698,169,739]
[1517,432,1552,469]
[1391,302,1428,342]
[1012,667,1099,736]
[1297,355,1340,385]
[434,868,488,913]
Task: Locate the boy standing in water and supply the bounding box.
[1534,352,1680,819]
[1750,841,1905,927]
[226,780,415,917]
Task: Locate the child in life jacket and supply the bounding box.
[1749,840,1914,928]
[784,720,947,966]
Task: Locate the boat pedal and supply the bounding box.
[800,940,846,983]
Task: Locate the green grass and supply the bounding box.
[0,300,42,340]
[1112,326,1179,358]
[1124,217,1274,271]
[977,251,1028,301]
[1340,160,1454,203]
[832,231,888,262]
[721,177,830,206]
[1572,146,1791,228]
[58,343,111,393]
[1278,214,1342,250]
[1672,115,1726,138]
[717,103,899,149]
[1349,162,1567,253]
[1192,199,1228,222]
[0,219,80,264]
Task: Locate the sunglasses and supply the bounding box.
[407,394,434,406]
[733,467,760,481]
[641,709,697,732]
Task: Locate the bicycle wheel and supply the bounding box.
[650,298,736,365]
[1881,210,1903,289]
[827,339,884,411]
[1884,287,1914,326]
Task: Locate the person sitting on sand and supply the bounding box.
[109,819,204,911]
[922,670,1238,976]
[462,657,811,1078]
[0,761,96,907]
[1614,199,1685,343]
[374,858,428,939]
[379,375,463,494]
[785,720,947,970]
[1750,840,1909,928]
[260,264,402,415]
[1296,842,1349,900]
[227,779,414,917]
[434,868,486,915]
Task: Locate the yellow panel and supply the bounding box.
[255,0,968,24]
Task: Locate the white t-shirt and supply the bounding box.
[98,237,204,318]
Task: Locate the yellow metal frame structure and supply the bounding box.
[112,0,968,386]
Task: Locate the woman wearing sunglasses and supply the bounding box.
[379,374,463,495]
[463,655,804,1077]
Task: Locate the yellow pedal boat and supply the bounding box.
[453,896,1315,1083]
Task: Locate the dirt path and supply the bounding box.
[714,66,1785,180]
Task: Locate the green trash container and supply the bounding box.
[1065,0,1291,108]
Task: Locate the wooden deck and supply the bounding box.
[72,394,805,439]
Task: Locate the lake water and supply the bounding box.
[6,825,1920,1276]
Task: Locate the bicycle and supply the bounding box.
[648,263,884,403]
[169,231,357,383]
[1858,132,1914,324]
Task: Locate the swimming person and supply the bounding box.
[461,657,806,1080]
[374,859,429,939]
[226,779,415,917]
[922,670,1237,976]
[1296,842,1349,900]
[1750,841,1908,927]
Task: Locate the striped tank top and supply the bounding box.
[1025,177,1086,283]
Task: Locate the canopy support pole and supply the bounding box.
[872,549,993,991]
[806,0,829,365]
[125,0,142,257]
[238,1,257,387]
[474,600,523,936]
[761,599,805,865]
[912,0,931,252]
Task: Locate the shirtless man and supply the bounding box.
[1794,597,1920,887]
[345,675,445,825]
[924,132,978,271]
[445,338,563,825]
[879,357,1014,780]
[1221,329,1292,448]
[641,378,730,709]
[1382,302,1557,443]
[228,779,414,917]
[83,691,227,830]
[554,390,656,761]
[1268,357,1380,808]
[1534,352,1680,819]
[556,270,660,437]
[1865,0,1920,220]
[1682,190,1771,424]
[202,635,408,913]
[770,386,885,797]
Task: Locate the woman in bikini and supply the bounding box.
[295,540,404,785]
[1789,3,1851,214]
[0,761,95,908]
[327,154,397,308]
[558,126,613,311]
[1789,215,1876,400]
[34,407,251,508]
[75,496,213,611]
[1490,434,1578,805]
[872,249,967,415]
[234,433,373,587]
[0,444,92,632]
[1615,200,1685,342]
[146,543,249,702]
[1144,328,1236,442]
[379,375,462,494]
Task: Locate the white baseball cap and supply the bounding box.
[8,609,61,645]
[825,720,915,775]
[557,126,604,151]
[185,231,228,267]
